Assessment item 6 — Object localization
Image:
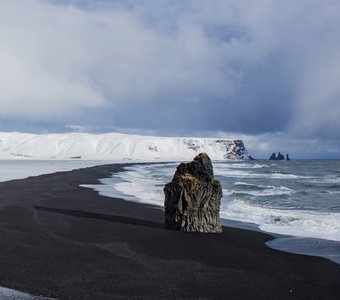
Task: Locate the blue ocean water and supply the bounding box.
[84,160,340,264]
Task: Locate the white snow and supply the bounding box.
[0,132,251,161]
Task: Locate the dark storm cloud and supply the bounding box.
[1,0,340,157]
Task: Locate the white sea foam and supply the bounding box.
[84,163,176,207]
[220,199,340,242]
[112,175,164,206]
[222,188,234,196]
[90,172,340,242]
[214,163,254,170]
[229,186,294,197]
[319,175,340,184]
[86,164,340,243]
[234,181,254,187]
[214,169,267,178]
[215,168,309,180]
[270,173,311,179]
[82,161,340,248]
[81,160,340,266]
[252,163,268,168]
[232,182,295,196]
[328,191,340,195]
[215,163,267,169]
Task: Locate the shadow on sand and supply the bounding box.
[34,206,164,229]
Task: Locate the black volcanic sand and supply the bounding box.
[0,164,340,300]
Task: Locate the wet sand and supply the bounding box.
[0,164,339,299]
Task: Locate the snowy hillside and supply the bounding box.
[0,132,252,161]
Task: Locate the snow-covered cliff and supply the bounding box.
[0,132,252,161]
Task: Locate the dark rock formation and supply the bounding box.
[270,152,285,160]
[270,152,277,160]
[277,152,284,160]
[286,154,290,160]
[163,153,222,233]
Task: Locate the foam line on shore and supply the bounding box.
[82,162,340,265]
[0,164,339,299]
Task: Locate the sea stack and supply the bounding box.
[163,153,223,233]
[269,152,285,160]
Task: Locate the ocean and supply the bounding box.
[84,159,340,265]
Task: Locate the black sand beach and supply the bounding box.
[0,164,340,300]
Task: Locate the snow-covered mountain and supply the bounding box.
[0,132,252,161]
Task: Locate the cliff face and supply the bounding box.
[217,139,253,160]
[0,132,253,161]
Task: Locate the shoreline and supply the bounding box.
[84,162,340,266]
[0,164,340,299]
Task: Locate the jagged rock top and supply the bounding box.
[172,153,214,182]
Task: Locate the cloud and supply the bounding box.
[0,0,340,147]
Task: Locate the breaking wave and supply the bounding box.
[220,199,340,242]
[83,160,340,247]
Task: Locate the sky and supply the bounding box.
[0,0,340,158]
